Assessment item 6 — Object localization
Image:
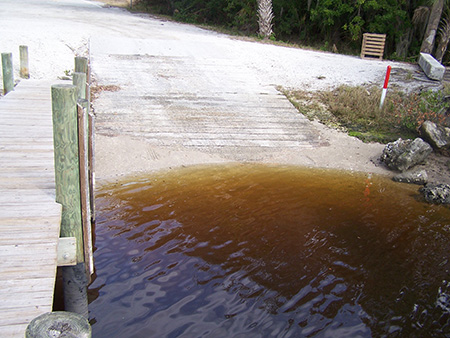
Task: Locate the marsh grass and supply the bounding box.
[284,85,450,143]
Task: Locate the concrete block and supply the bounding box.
[419,52,445,81]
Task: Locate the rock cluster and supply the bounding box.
[419,120,450,155]
[380,121,450,204]
[419,184,450,204]
[392,169,428,185]
[380,138,432,172]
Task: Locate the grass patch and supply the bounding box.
[283,85,450,144]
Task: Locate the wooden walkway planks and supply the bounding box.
[0,80,62,337]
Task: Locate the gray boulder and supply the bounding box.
[419,183,450,204]
[380,138,433,172]
[419,120,450,155]
[393,169,428,185]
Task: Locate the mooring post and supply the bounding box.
[1,52,14,95]
[51,84,88,317]
[74,56,95,223]
[19,45,30,79]
[73,72,86,100]
[74,66,93,278]
[77,99,94,279]
[88,110,96,223]
[25,311,91,338]
[75,56,88,74]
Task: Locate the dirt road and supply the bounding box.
[1,0,434,183]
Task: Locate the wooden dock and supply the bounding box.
[0,80,62,337]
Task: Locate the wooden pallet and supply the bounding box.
[360,33,386,60]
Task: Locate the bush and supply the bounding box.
[285,85,450,143]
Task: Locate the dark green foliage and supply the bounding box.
[136,0,431,59]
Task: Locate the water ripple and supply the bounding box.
[89,164,450,337]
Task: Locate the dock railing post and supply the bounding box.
[19,45,30,79]
[51,84,89,317]
[2,52,14,95]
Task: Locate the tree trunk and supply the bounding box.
[435,37,450,61]
[257,0,274,38]
[435,19,450,62]
[420,0,444,54]
[396,29,414,58]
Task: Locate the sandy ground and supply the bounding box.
[1,0,448,185]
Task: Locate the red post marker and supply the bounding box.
[380,65,392,109]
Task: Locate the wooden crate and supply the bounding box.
[360,33,386,60]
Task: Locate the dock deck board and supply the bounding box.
[0,80,62,337]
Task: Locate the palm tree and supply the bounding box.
[257,0,274,39]
[435,7,450,61]
[420,0,445,54]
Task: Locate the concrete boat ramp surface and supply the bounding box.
[1,0,424,183]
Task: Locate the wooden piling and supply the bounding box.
[73,72,86,100]
[74,56,95,277]
[52,84,89,315]
[19,45,30,79]
[51,84,84,261]
[75,56,88,74]
[75,56,95,223]
[84,57,95,223]
[2,53,14,95]
[62,263,89,317]
[88,111,96,223]
[77,100,94,279]
[26,311,91,338]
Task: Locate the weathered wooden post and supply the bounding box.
[77,101,94,279]
[74,56,95,223]
[51,84,88,317]
[25,311,91,338]
[1,52,14,94]
[19,45,30,79]
[88,109,95,223]
[75,56,88,74]
[73,72,86,100]
[73,66,94,278]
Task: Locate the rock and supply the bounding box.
[393,169,428,185]
[418,52,445,81]
[380,138,433,172]
[419,120,450,155]
[419,183,450,204]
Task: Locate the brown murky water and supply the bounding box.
[88,164,450,337]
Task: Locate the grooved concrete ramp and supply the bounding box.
[91,34,326,165]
